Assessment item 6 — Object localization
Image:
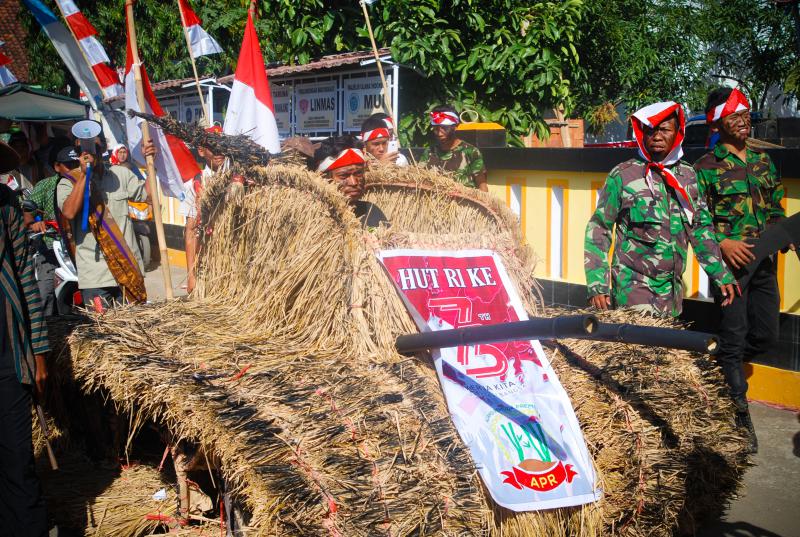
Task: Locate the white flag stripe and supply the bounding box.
[80,35,110,65]
[55,0,79,16]
[186,24,222,58]
[0,66,18,87]
[224,80,280,154]
[125,71,186,199]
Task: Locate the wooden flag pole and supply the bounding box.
[176,0,210,126]
[359,1,416,165]
[125,0,174,300]
[359,0,393,120]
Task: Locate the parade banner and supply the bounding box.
[271,84,291,136]
[378,249,601,511]
[294,81,337,133]
[344,76,391,131]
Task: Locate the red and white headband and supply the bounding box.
[430,111,459,126]
[630,101,686,166]
[316,148,366,173]
[382,117,395,130]
[706,88,750,124]
[361,128,390,142]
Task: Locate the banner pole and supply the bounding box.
[125,0,174,300]
[176,0,210,126]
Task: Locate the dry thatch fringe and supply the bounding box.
[551,308,750,534]
[38,450,181,537]
[55,163,748,536]
[127,110,271,167]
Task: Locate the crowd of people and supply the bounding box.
[0,88,791,533]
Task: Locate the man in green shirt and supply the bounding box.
[694,87,791,453]
[419,105,487,191]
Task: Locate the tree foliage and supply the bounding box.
[574,0,798,132]
[20,0,799,144]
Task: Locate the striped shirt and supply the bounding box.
[0,186,49,384]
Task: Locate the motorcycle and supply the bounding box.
[22,199,82,313]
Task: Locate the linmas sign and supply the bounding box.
[378,249,601,511]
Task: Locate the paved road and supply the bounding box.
[144,262,188,300]
[145,264,800,536]
[698,402,800,537]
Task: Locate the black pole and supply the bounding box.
[578,322,720,355]
[395,314,598,355]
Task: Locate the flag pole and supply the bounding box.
[125,0,175,300]
[176,0,210,126]
[358,1,416,165]
[358,0,393,120]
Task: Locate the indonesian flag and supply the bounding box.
[124,14,200,200]
[54,0,122,98]
[223,12,280,153]
[178,0,222,58]
[0,50,18,88]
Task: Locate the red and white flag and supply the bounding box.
[55,0,122,98]
[178,0,222,59]
[0,48,18,88]
[223,12,280,153]
[124,14,200,200]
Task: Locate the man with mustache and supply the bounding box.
[584,101,736,318]
[695,87,792,453]
[309,135,387,228]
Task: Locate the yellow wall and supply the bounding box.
[488,170,800,314]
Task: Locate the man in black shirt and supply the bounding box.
[309,136,388,228]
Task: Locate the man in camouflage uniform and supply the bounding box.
[695,87,791,453]
[419,104,487,191]
[585,101,736,318]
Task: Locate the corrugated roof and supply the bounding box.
[107,48,391,102]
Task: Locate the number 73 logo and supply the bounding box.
[428,297,509,379]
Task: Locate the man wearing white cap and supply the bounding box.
[419,104,487,191]
[585,101,737,318]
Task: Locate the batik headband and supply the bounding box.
[706,88,750,124]
[430,111,460,126]
[316,148,366,173]
[360,128,391,142]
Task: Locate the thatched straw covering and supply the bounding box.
[53,161,749,536]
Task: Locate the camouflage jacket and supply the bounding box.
[584,158,734,317]
[694,145,785,242]
[420,140,486,188]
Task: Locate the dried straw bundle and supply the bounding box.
[38,451,178,537]
[56,161,747,536]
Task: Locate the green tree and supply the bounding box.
[695,0,798,114]
[573,0,798,132]
[22,0,585,145]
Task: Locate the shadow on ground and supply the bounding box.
[696,521,784,537]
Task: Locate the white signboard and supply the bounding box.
[378,249,601,511]
[294,82,336,133]
[343,76,392,131]
[271,84,292,135]
[180,95,205,125]
[161,97,180,121]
